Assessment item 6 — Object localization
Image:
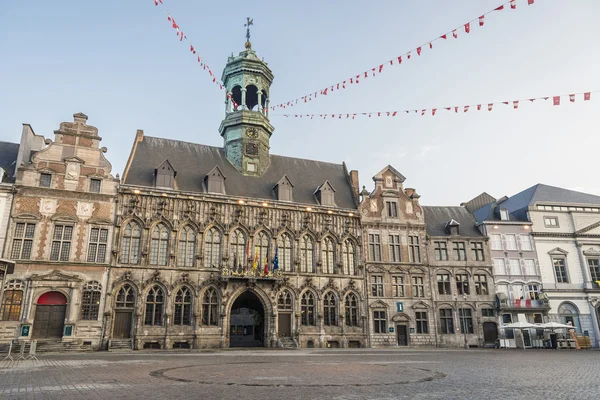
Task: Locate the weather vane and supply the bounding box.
[244,17,253,49]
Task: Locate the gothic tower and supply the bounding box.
[219,26,274,177]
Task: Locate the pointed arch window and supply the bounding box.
[323,292,338,326]
[121,222,141,264]
[1,280,24,321]
[178,226,196,267]
[342,240,356,275]
[81,281,102,320]
[345,293,359,327]
[204,228,222,268]
[144,285,164,325]
[277,234,292,272]
[230,230,246,268]
[256,232,270,266]
[322,237,335,274]
[174,287,192,326]
[299,236,314,273]
[301,291,315,326]
[202,287,219,326]
[277,290,293,311]
[115,284,136,308]
[150,224,170,266]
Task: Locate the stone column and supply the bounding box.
[257,90,262,113]
[265,100,270,118]
[241,88,247,110]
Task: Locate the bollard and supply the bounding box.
[26,340,38,361]
[16,341,26,361]
[2,341,14,361]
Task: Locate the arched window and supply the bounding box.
[345,293,359,327]
[300,236,314,273]
[1,279,24,321]
[256,231,270,266]
[342,240,356,275]
[121,222,141,264]
[150,224,170,266]
[301,291,315,326]
[81,281,102,320]
[558,302,581,332]
[174,287,192,326]
[277,234,292,272]
[204,228,222,268]
[115,284,135,308]
[277,290,293,311]
[323,292,337,326]
[202,287,219,326]
[322,237,335,274]
[230,230,246,268]
[144,285,164,325]
[177,226,196,267]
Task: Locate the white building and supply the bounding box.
[493,184,600,347]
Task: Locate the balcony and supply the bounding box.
[217,265,283,285]
[499,298,550,311]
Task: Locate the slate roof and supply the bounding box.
[423,206,483,237]
[0,141,19,184]
[123,136,357,209]
[462,192,496,213]
[483,184,600,221]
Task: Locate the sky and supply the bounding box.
[1,0,599,206]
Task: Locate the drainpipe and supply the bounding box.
[99,266,110,350]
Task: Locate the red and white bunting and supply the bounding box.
[154,2,238,108]
[273,91,597,120]
[270,0,535,111]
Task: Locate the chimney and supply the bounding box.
[405,188,415,197]
[349,170,360,199]
[73,112,88,123]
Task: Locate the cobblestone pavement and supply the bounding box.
[1,348,599,399]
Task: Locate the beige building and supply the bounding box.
[0,113,119,351]
[105,42,366,350]
[360,166,434,347]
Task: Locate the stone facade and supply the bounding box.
[360,166,434,347]
[423,206,497,348]
[0,113,119,349]
[105,189,365,350]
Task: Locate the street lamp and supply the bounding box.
[455,294,468,349]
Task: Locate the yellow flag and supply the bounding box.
[252,247,259,271]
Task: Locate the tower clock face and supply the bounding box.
[246,127,259,138]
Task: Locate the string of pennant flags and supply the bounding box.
[273,91,596,120]
[153,0,238,108]
[270,0,536,111]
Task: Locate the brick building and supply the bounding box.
[360,166,434,347]
[0,113,119,350]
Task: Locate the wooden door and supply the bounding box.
[396,325,408,346]
[33,305,66,338]
[113,311,133,338]
[483,322,498,346]
[278,314,291,337]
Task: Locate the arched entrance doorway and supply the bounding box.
[113,284,136,339]
[230,291,265,347]
[483,321,498,347]
[33,291,67,338]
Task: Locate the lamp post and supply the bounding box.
[455,294,468,349]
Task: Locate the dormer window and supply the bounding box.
[315,181,336,207]
[40,173,52,188]
[274,175,294,202]
[205,166,225,194]
[445,219,460,236]
[499,208,509,221]
[154,160,176,189]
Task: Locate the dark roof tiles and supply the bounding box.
[423,206,483,237]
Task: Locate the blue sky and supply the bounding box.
[1,0,599,205]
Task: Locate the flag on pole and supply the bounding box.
[273,245,279,271]
[584,92,591,101]
[263,257,269,276]
[252,247,259,272]
[244,241,250,272]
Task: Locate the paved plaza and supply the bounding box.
[0,348,599,399]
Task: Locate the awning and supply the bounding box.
[496,293,508,301]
